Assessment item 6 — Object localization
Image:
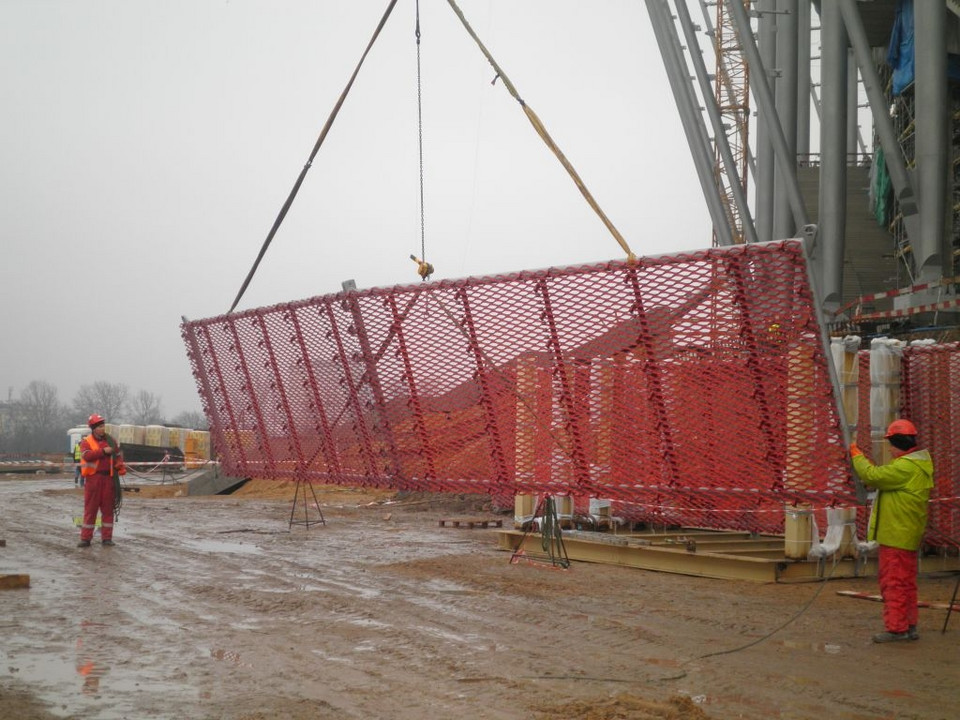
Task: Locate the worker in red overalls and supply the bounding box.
[78,414,126,548]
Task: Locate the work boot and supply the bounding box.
[101,540,115,547]
[77,540,91,548]
[907,625,919,641]
[872,630,910,643]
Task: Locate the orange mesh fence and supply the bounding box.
[182,240,857,535]
[901,343,960,548]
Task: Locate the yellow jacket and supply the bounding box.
[852,449,934,551]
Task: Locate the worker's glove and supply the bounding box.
[849,442,863,457]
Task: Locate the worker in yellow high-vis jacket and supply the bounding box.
[850,419,934,643]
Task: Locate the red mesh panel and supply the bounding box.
[902,343,959,548]
[182,240,857,534]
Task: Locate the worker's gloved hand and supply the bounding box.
[849,442,863,457]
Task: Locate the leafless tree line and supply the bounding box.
[0,380,206,454]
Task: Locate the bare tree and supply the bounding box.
[73,381,129,423]
[170,409,207,430]
[12,380,67,452]
[129,390,164,425]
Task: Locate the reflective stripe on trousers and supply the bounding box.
[80,474,115,542]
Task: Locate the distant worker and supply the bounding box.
[77,414,126,548]
[73,440,83,487]
[850,419,934,643]
[410,254,434,281]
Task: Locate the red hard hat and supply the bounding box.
[885,418,917,437]
[87,413,106,428]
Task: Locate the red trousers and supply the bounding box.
[80,474,115,542]
[878,544,918,633]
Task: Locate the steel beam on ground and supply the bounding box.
[497,530,880,582]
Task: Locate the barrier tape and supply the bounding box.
[834,276,958,316]
[851,297,960,321]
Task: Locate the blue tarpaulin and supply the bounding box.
[887,0,914,96]
[887,0,960,96]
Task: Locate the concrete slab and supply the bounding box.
[184,466,248,496]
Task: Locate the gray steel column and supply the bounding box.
[796,0,812,157]
[673,0,759,243]
[727,0,809,228]
[755,0,777,241]
[837,0,919,240]
[773,0,799,240]
[915,1,948,280]
[818,0,847,310]
[646,0,734,245]
[846,49,859,160]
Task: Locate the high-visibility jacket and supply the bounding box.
[73,442,82,462]
[80,434,127,478]
[852,448,934,551]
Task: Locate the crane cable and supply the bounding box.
[443,0,636,263]
[227,0,400,314]
[411,0,433,282]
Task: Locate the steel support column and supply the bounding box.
[836,0,919,241]
[796,0,811,156]
[646,0,734,245]
[674,0,758,244]
[773,0,799,240]
[756,0,776,242]
[915,0,949,280]
[846,49,859,158]
[727,0,809,230]
[817,0,847,310]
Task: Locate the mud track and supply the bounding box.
[1,477,957,719]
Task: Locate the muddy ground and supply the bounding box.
[0,475,957,720]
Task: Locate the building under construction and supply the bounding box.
[181,1,960,576]
[650,0,958,325]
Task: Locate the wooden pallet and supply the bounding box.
[439,517,504,529]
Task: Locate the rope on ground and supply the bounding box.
[654,556,841,682]
[227,0,400,314]
[443,0,636,263]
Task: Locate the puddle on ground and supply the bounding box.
[777,639,843,654]
[1,640,197,720]
[182,539,263,555]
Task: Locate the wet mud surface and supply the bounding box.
[1,476,957,719]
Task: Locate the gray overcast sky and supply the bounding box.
[1,0,709,419]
